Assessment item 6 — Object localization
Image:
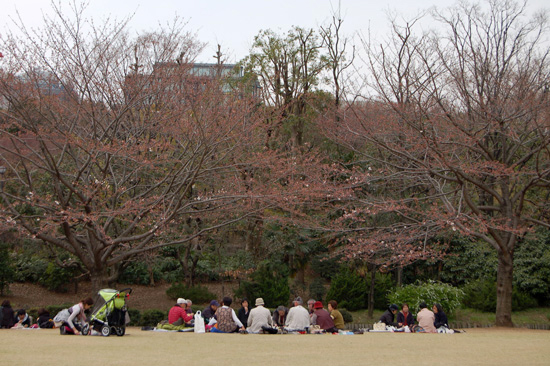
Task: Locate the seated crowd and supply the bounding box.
[378,301,450,333]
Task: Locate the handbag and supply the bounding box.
[194,311,205,333]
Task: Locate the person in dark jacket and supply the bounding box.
[202,300,219,323]
[14,309,31,328]
[272,305,289,327]
[237,298,249,328]
[396,303,415,327]
[1,300,15,328]
[37,308,55,328]
[379,304,399,327]
[433,303,449,329]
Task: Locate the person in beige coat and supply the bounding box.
[247,298,274,334]
[416,302,437,333]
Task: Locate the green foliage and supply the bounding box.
[310,254,343,280]
[462,279,538,312]
[127,308,141,326]
[140,309,167,326]
[339,308,353,323]
[0,242,15,295]
[13,255,49,283]
[308,278,326,302]
[366,272,396,310]
[513,230,550,305]
[166,283,216,304]
[326,268,367,311]
[235,261,290,308]
[388,281,464,315]
[41,262,77,292]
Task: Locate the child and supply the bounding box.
[13,309,31,328]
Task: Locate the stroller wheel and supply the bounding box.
[101,324,111,337]
[115,326,126,336]
[81,324,90,336]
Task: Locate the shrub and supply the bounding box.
[140,309,167,326]
[166,283,216,304]
[366,272,396,310]
[308,278,326,302]
[127,308,141,326]
[463,279,538,312]
[388,281,464,315]
[235,261,290,308]
[326,268,367,311]
[39,262,76,292]
[0,243,15,295]
[339,308,353,323]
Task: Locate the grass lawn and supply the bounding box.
[1,327,549,366]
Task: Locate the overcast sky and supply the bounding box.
[2,0,548,63]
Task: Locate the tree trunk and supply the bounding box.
[368,263,376,319]
[495,250,514,327]
[90,268,107,294]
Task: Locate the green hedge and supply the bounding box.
[388,281,464,314]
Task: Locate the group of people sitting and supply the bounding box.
[164,296,347,334]
[379,302,450,333]
[1,300,56,329]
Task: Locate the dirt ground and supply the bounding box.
[4,282,239,310]
[0,327,548,366]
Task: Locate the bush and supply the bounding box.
[388,281,464,315]
[339,308,353,323]
[127,308,141,326]
[0,243,15,295]
[463,279,538,312]
[326,268,367,311]
[308,278,326,302]
[140,309,167,326]
[235,261,290,308]
[40,262,76,292]
[366,272,396,310]
[166,283,216,304]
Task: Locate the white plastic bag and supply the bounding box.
[194,311,205,333]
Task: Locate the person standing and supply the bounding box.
[285,296,310,331]
[416,302,437,333]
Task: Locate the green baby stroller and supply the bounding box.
[85,288,132,337]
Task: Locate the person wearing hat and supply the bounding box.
[285,296,310,331]
[168,298,193,326]
[237,298,249,329]
[379,304,400,327]
[246,297,274,334]
[272,305,289,327]
[311,301,338,333]
[202,300,219,323]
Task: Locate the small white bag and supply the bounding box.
[194,310,205,333]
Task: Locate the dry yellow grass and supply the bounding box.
[1,327,548,366]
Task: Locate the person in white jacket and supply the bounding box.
[247,298,274,334]
[58,297,94,335]
[285,296,310,331]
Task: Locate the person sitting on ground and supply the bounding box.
[396,303,414,328]
[37,308,55,328]
[1,300,15,329]
[247,297,275,334]
[433,303,449,329]
[307,299,316,315]
[379,304,400,327]
[185,299,193,314]
[237,298,249,328]
[202,300,219,323]
[328,300,345,330]
[272,305,289,327]
[311,301,338,333]
[285,296,310,332]
[13,309,31,328]
[56,297,94,335]
[416,301,436,333]
[209,297,245,333]
[168,298,193,326]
